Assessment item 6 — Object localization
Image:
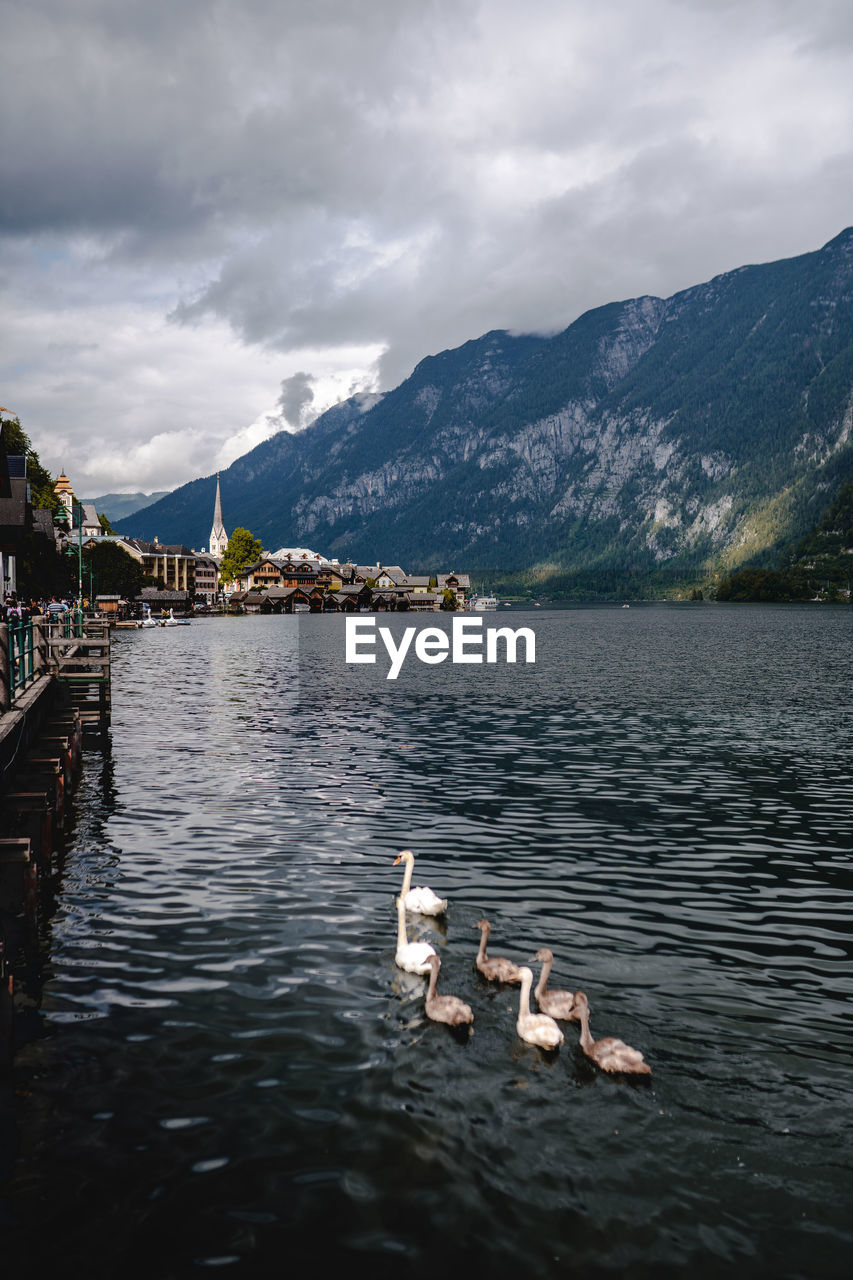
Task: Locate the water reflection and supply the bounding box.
[5,607,853,1278]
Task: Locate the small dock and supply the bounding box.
[48,616,112,730]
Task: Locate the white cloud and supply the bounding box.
[2,0,853,491]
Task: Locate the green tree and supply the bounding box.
[82,541,145,599]
[714,568,810,602]
[440,587,459,611]
[15,530,75,599]
[219,527,263,585]
[0,412,60,513]
[99,512,116,535]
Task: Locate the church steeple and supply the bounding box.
[209,472,229,558]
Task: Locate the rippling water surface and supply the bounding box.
[4,606,852,1278]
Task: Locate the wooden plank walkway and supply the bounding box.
[49,619,112,731]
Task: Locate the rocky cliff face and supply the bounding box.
[119,229,853,582]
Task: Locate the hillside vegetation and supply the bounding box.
[116,229,853,597]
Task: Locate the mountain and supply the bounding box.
[86,491,170,523]
[715,473,853,602]
[116,229,853,589]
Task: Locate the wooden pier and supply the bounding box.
[48,617,112,730]
[0,614,110,1065]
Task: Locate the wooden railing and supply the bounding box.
[0,616,48,711]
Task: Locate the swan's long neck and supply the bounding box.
[576,1001,594,1053]
[426,961,438,1001]
[396,897,409,950]
[534,954,552,1000]
[477,924,489,961]
[518,969,533,1018]
[399,853,414,896]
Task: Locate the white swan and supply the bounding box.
[393,849,447,916]
[425,955,473,1026]
[163,608,178,627]
[516,967,564,1050]
[572,991,651,1076]
[394,894,437,975]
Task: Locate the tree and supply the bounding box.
[219,527,263,585]
[16,529,75,599]
[440,587,459,611]
[82,541,145,599]
[99,512,116,535]
[1,412,60,513]
[714,568,810,602]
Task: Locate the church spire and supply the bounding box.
[209,471,229,558]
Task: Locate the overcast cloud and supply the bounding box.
[3,0,853,495]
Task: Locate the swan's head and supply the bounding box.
[427,954,441,973]
[475,919,490,932]
[572,991,589,1014]
[393,850,414,867]
[518,966,533,984]
[532,948,553,963]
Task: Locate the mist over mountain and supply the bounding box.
[86,491,171,523]
[116,230,853,586]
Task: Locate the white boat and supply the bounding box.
[139,606,157,629]
[471,595,498,610]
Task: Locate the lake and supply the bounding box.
[2,605,852,1279]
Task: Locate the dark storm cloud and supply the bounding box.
[276,372,316,429]
[2,0,853,492]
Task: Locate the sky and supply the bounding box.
[3,0,853,498]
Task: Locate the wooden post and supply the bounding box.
[0,839,37,926]
[33,615,47,674]
[0,936,13,1070]
[2,793,55,874]
[0,621,9,712]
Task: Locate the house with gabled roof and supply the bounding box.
[244,556,286,590]
[373,566,407,588]
[436,572,471,606]
[335,583,372,610]
[317,562,347,589]
[406,591,444,611]
[106,536,196,594]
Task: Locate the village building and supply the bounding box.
[209,472,228,558]
[93,536,196,594]
[53,470,75,525]
[139,585,192,615]
[270,546,324,561]
[0,438,29,597]
[436,572,471,606]
[373,566,407,588]
[193,553,219,604]
[53,471,105,537]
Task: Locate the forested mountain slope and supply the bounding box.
[117,229,853,586]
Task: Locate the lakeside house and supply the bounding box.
[226,555,470,613]
[2,461,473,615]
